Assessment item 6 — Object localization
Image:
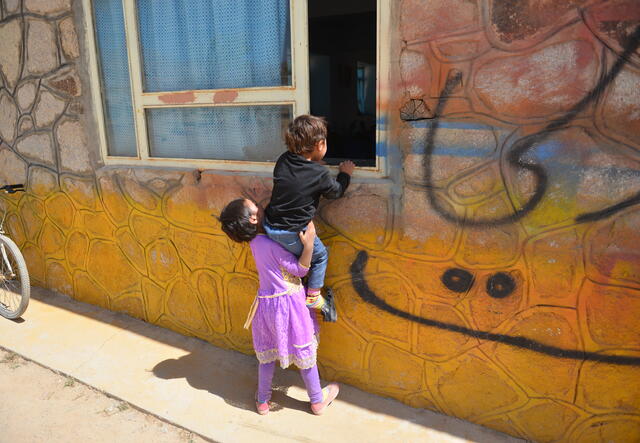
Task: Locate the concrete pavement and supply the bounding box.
[0,287,523,442]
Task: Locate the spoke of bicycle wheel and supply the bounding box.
[0,282,20,311]
[0,251,20,312]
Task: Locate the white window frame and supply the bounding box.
[84,0,390,178]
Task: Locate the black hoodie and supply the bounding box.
[264,151,351,231]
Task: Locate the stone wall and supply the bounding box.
[0,1,639,441]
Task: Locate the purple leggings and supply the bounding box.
[257,362,322,404]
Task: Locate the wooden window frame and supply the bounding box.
[84,0,390,178]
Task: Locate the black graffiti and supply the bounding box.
[441,268,474,293]
[486,272,516,299]
[441,268,517,298]
[423,25,640,227]
[400,98,433,121]
[576,190,640,223]
[350,250,640,366]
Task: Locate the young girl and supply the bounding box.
[220,198,339,415]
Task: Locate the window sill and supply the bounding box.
[99,156,390,181]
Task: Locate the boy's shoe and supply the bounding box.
[311,383,340,415]
[320,287,337,322]
[255,400,270,415]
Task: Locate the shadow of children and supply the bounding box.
[152,349,313,414]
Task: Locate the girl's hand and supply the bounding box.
[299,221,316,248]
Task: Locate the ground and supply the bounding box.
[0,288,523,443]
[0,348,207,443]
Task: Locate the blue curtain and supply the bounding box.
[93,0,137,156]
[136,0,291,92]
[357,62,376,116]
[147,105,291,161]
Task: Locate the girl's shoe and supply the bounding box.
[311,383,339,415]
[256,400,270,415]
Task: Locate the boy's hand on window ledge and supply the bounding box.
[339,160,355,175]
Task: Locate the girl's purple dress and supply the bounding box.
[247,234,319,369]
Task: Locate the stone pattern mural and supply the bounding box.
[392,0,640,441]
[0,0,639,441]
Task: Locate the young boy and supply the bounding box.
[264,115,355,322]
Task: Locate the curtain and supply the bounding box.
[146,105,291,161]
[94,0,137,156]
[137,0,291,91]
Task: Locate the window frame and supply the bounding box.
[84,0,390,177]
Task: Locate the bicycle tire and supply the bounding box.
[0,235,30,319]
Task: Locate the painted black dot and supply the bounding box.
[486,272,516,298]
[441,268,474,293]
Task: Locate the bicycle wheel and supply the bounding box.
[0,235,30,319]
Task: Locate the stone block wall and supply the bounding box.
[0,1,639,441]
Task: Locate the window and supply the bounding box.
[85,0,388,175]
[308,0,377,167]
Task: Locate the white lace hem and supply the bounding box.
[255,336,319,370]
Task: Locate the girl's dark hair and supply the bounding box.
[220,199,257,243]
[285,114,327,154]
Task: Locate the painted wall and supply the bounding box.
[0,0,639,441]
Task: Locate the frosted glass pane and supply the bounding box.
[136,0,291,92]
[93,0,137,156]
[146,106,291,161]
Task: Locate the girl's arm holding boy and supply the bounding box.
[276,221,317,277]
[298,221,316,268]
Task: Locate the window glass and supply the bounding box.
[93,0,137,156]
[136,0,292,92]
[146,105,292,161]
[357,61,376,115]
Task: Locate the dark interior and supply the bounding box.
[308,0,377,167]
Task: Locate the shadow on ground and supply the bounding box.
[27,288,520,443]
[153,352,309,414]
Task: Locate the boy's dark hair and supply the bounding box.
[220,199,257,243]
[285,115,327,155]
